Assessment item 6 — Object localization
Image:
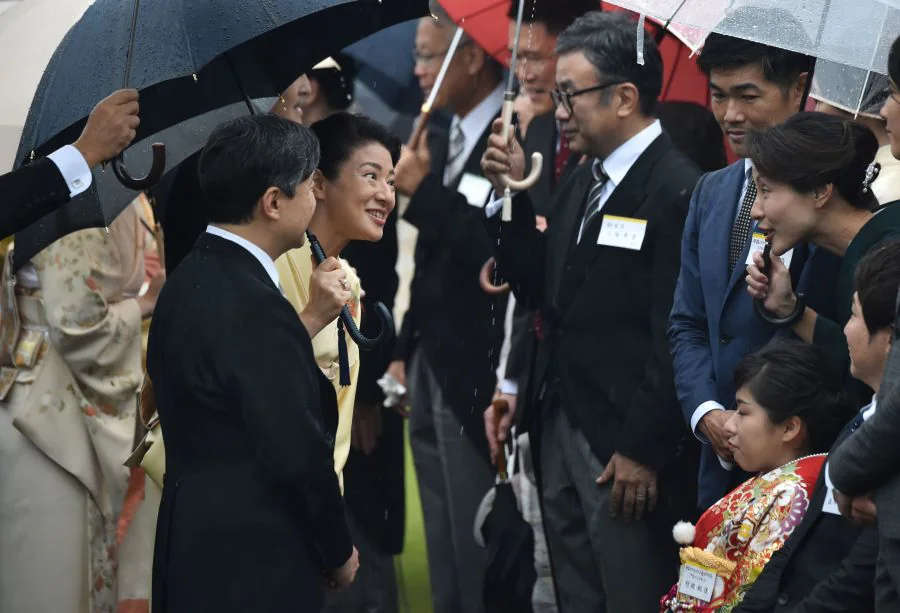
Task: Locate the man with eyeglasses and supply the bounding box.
[481,11,701,611]
[386,2,507,613]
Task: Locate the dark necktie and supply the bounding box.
[555,132,571,184]
[729,172,757,273]
[578,161,609,243]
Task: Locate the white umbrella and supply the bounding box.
[603,0,900,113]
[0,0,94,172]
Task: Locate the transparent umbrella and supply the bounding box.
[602,0,900,112]
[810,60,892,118]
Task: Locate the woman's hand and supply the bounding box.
[327,547,359,590]
[137,269,166,318]
[746,250,796,317]
[300,257,350,338]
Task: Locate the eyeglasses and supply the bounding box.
[551,79,627,115]
[413,41,472,66]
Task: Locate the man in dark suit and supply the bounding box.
[737,243,900,612]
[667,29,817,509]
[386,4,507,612]
[487,0,594,453]
[482,12,701,610]
[147,114,359,613]
[2,89,139,240]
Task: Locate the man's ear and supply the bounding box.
[791,72,809,112]
[259,186,281,221]
[312,169,327,200]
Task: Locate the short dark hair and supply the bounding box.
[198,114,320,225]
[734,339,852,453]
[853,241,900,334]
[556,11,662,116]
[309,52,358,112]
[890,34,900,85]
[697,8,812,90]
[747,112,880,210]
[506,0,597,36]
[311,112,402,181]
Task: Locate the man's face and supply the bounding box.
[845,292,891,389]
[273,75,311,126]
[709,64,803,157]
[881,82,900,159]
[413,18,471,111]
[507,20,557,116]
[554,51,619,158]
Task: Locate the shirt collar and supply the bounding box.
[598,120,663,188]
[451,84,505,150]
[206,225,280,289]
[863,396,878,421]
[744,157,754,178]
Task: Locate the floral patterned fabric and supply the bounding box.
[663,454,826,612]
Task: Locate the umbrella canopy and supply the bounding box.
[600,0,900,112]
[810,60,892,119]
[481,483,537,613]
[345,19,424,117]
[13,0,429,269]
[0,0,94,172]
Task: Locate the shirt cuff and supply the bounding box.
[499,378,518,395]
[47,145,92,197]
[485,189,521,218]
[691,400,726,441]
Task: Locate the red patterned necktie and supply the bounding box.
[555,133,571,184]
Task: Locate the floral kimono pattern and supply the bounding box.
[663,454,826,612]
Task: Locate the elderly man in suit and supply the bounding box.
[0,89,138,240]
[828,34,900,613]
[667,24,817,509]
[385,3,507,612]
[147,114,359,613]
[482,12,701,610]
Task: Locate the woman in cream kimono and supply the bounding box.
[0,201,163,613]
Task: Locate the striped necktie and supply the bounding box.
[444,121,466,186]
[577,160,609,243]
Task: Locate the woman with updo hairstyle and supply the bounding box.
[745,112,900,394]
[661,339,850,612]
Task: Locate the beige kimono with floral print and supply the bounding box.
[0,205,146,613]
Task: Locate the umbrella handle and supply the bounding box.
[499,96,542,192]
[306,231,395,350]
[479,257,509,295]
[113,143,166,190]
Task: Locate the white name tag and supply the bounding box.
[678,562,717,602]
[597,215,647,250]
[457,173,493,208]
[822,486,841,516]
[746,232,794,269]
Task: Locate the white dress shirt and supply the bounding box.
[205,225,281,290]
[46,145,93,198]
[443,84,506,186]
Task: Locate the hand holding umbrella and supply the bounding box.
[73,89,142,169]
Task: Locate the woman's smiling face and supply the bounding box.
[750,171,819,256]
[317,141,396,242]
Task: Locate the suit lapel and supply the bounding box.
[428,128,449,183]
[546,165,593,308]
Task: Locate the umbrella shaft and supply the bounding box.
[423,27,465,113]
[507,0,527,93]
[123,0,142,87]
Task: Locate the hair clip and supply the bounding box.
[863,161,882,194]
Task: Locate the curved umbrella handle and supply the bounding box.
[499,95,542,192]
[112,142,166,190]
[306,231,395,350]
[479,257,509,296]
[752,241,796,325]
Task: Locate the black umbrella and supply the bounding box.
[480,417,537,613]
[12,0,429,269]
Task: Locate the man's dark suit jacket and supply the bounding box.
[497,130,701,536]
[341,212,405,555]
[147,233,351,613]
[1,157,72,240]
[396,117,506,459]
[736,415,877,613]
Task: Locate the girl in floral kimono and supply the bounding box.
[0,201,163,613]
[662,340,850,613]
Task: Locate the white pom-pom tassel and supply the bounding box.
[672,521,696,545]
